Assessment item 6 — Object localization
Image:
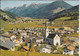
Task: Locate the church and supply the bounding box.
[45,22,60,46]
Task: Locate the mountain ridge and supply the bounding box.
[49,5,79,21]
[4,1,72,18]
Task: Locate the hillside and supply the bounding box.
[51,17,78,29]
[49,5,79,21]
[0,9,21,22]
[5,1,72,18]
[1,50,78,56]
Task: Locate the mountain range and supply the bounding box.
[5,1,72,19]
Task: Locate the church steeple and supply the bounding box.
[45,22,49,40]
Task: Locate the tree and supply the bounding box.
[25,42,27,46]
[30,40,33,48]
[57,47,63,54]
[35,45,40,52]
[51,45,57,52]
[30,46,35,52]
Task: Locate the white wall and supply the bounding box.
[40,48,51,53]
[54,34,60,46]
[63,49,74,55]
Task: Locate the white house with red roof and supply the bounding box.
[9,35,16,42]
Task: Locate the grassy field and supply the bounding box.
[0,19,57,31]
[0,17,78,31]
[0,50,78,56]
[67,33,79,37]
[52,17,79,28]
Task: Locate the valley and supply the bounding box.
[0,1,79,56]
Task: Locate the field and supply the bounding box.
[0,17,78,31]
[67,33,79,37]
[0,19,57,31]
[0,50,78,56]
[52,17,78,29]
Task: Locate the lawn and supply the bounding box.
[0,50,78,56]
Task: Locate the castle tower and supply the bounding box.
[45,22,49,41]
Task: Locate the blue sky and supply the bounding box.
[1,1,79,9]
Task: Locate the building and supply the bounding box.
[32,38,43,43]
[45,22,49,41]
[45,22,60,46]
[0,39,15,51]
[74,46,79,54]
[20,31,27,36]
[40,45,51,53]
[9,35,16,42]
[63,26,71,30]
[46,34,60,45]
[21,46,29,52]
[36,38,43,43]
[63,46,75,55]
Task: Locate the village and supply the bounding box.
[0,20,79,56]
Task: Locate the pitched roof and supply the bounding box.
[0,39,15,49]
[23,46,29,51]
[67,46,75,51]
[23,38,31,42]
[64,40,70,43]
[47,34,56,39]
[16,39,21,41]
[9,35,13,37]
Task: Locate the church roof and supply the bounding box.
[47,34,56,39]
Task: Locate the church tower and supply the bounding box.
[45,22,49,41]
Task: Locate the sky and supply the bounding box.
[1,1,79,9]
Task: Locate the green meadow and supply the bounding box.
[0,50,78,56]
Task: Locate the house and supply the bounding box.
[23,38,31,43]
[29,35,36,40]
[9,35,16,42]
[19,30,27,36]
[66,29,74,33]
[64,40,70,44]
[63,46,75,55]
[0,39,15,51]
[74,46,79,54]
[63,26,71,30]
[40,45,51,53]
[3,31,9,35]
[21,32,27,36]
[0,28,4,30]
[36,38,43,43]
[32,38,43,43]
[53,50,57,53]
[21,46,29,52]
[15,39,22,46]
